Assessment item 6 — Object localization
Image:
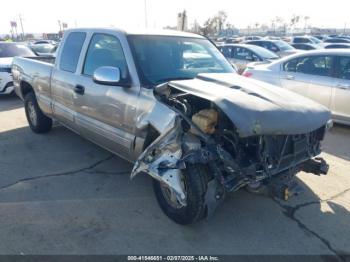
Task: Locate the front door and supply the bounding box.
[73,33,139,159]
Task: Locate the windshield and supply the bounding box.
[248,45,279,59]
[128,35,235,86]
[309,36,322,44]
[274,40,294,51]
[0,44,35,58]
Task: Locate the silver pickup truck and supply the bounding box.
[13,28,331,224]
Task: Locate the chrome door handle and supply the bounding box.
[336,84,350,90]
[285,75,295,80]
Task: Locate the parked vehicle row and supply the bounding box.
[243,49,350,125]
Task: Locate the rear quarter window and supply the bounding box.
[59,32,86,73]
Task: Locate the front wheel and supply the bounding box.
[24,92,52,133]
[153,164,211,225]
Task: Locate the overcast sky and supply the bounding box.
[1,0,349,34]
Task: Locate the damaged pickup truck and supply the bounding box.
[13,28,331,224]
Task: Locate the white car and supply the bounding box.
[243,49,350,125]
[0,43,35,95]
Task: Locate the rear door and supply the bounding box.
[305,55,335,108]
[279,56,311,97]
[51,32,87,130]
[332,55,350,123]
[72,32,139,159]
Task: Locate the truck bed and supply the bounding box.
[12,56,55,102]
[24,55,56,65]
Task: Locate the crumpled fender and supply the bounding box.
[131,117,187,206]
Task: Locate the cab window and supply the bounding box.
[60,32,86,73]
[83,33,128,79]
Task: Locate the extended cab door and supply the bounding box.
[72,32,139,159]
[51,32,87,130]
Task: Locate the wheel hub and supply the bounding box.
[27,101,37,126]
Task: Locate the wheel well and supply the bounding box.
[143,125,160,150]
[20,81,34,98]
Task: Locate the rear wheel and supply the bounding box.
[153,164,210,225]
[24,92,52,133]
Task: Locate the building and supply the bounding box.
[177,11,188,31]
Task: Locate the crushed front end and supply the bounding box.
[132,78,331,223]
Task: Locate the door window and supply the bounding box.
[234,47,255,60]
[219,46,233,58]
[283,58,299,72]
[60,32,86,73]
[295,56,334,77]
[337,56,350,80]
[83,33,128,79]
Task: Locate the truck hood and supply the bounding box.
[167,73,331,137]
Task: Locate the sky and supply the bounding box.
[1,0,349,35]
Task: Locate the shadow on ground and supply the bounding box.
[322,124,350,161]
[0,94,22,113]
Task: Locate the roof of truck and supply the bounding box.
[65,27,205,39]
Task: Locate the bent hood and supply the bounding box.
[167,73,331,137]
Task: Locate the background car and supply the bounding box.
[0,42,35,95]
[33,40,57,45]
[291,43,322,51]
[323,38,350,44]
[28,43,57,56]
[291,36,322,45]
[244,36,262,41]
[244,39,298,57]
[324,43,350,49]
[218,43,279,73]
[243,49,350,125]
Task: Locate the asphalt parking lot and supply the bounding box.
[0,95,349,256]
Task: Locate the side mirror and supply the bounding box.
[93,66,121,86]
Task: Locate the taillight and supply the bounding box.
[242,71,252,77]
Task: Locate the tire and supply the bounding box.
[24,92,52,133]
[153,164,210,225]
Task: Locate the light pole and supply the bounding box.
[144,0,148,28]
[58,20,62,32]
[19,14,25,40]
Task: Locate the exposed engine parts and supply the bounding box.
[190,109,218,135]
[132,83,330,220]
